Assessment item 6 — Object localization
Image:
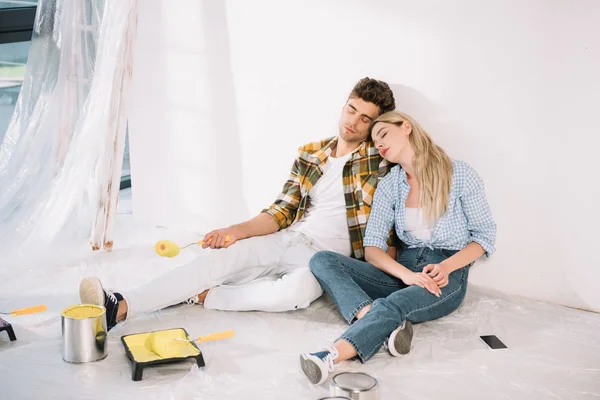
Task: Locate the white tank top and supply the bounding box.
[404,208,434,242]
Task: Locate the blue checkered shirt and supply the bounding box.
[363,160,496,256]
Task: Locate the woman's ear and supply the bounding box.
[403,121,413,136]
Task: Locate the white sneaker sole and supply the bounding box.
[300,353,329,385]
[388,320,413,357]
[79,276,104,306]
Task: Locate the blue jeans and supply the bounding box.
[309,247,471,362]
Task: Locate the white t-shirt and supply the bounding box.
[290,152,353,256]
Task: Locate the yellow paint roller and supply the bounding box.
[154,240,181,257]
[0,304,47,316]
[155,235,231,258]
[145,329,234,359]
[145,333,188,359]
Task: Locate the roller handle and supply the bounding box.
[11,304,47,316]
[194,329,235,343]
[197,234,231,246]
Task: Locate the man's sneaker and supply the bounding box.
[184,294,201,305]
[300,347,339,385]
[387,320,413,357]
[79,276,123,331]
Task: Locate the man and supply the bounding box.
[79,77,396,330]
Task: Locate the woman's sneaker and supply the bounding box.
[299,347,339,385]
[79,276,123,331]
[387,320,413,357]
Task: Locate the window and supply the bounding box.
[0,1,36,141]
[122,129,131,189]
[0,41,29,142]
[0,1,38,10]
[0,1,131,189]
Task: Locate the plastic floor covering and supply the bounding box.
[1,190,599,399]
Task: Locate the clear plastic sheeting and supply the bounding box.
[0,0,135,264]
[0,196,599,399]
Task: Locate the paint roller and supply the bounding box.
[0,305,47,316]
[155,235,231,258]
[145,329,235,358]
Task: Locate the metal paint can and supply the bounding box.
[329,372,380,400]
[61,304,108,363]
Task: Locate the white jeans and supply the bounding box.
[124,230,324,315]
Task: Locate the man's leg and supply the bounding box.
[204,268,322,312]
[80,231,288,324]
[203,231,323,312]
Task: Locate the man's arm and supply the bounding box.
[261,156,304,229]
[202,213,279,249]
[203,155,305,249]
[233,213,280,239]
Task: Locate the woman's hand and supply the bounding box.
[401,270,441,297]
[422,263,450,288]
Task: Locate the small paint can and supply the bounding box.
[61,304,108,363]
[329,371,380,400]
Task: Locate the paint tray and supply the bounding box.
[0,317,16,341]
[121,327,205,381]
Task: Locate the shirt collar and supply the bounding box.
[312,136,369,165]
[398,165,408,184]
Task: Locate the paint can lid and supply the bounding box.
[331,371,378,392]
[317,397,352,400]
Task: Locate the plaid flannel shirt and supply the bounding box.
[263,136,391,260]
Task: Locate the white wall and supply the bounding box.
[130,0,600,312]
[129,0,248,231]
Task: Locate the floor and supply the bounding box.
[1,189,599,399]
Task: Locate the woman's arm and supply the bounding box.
[362,175,396,253]
[440,241,485,273]
[365,246,441,296]
[460,162,497,257]
[425,163,496,286]
[363,171,441,296]
[365,246,410,280]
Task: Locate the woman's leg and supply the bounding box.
[301,248,471,384]
[309,250,405,324]
[338,248,470,362]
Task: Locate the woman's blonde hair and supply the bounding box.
[372,110,453,222]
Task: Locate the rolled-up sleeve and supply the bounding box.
[262,158,303,229]
[460,164,497,256]
[363,174,396,252]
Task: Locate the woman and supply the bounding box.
[300,110,496,384]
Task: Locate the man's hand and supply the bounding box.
[422,263,450,288]
[202,227,243,249]
[401,270,441,297]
